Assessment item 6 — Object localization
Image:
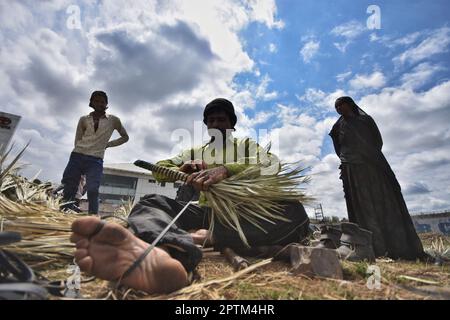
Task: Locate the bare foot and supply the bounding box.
[70,217,189,294]
[189,229,213,247]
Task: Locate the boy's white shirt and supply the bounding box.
[73,113,129,159]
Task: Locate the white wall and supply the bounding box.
[412,215,450,235]
[101,168,179,205]
[134,177,178,204]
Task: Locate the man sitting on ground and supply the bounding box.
[70,98,309,294]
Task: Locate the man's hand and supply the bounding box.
[179,160,208,174]
[186,166,229,191]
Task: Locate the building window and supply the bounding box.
[149,179,156,183]
[101,174,137,189]
[99,193,134,204]
[160,182,166,187]
[174,182,182,188]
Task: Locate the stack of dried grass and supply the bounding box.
[0,145,79,268]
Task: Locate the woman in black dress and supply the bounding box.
[329,96,425,260]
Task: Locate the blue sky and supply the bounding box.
[241,1,449,94]
[236,0,449,114]
[0,0,449,217]
[234,0,450,159]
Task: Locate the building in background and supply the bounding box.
[411,210,450,235]
[86,163,181,214]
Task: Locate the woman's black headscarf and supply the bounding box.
[329,96,396,179]
[329,96,369,159]
[334,96,367,116]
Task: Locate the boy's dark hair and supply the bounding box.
[89,91,108,107]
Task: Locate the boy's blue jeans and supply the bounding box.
[61,152,103,214]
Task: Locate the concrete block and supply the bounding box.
[290,245,343,279]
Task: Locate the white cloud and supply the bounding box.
[331,20,366,39]
[247,0,285,29]
[288,78,450,217]
[0,0,283,183]
[393,27,450,65]
[254,101,343,217]
[232,74,278,116]
[298,88,327,105]
[333,41,350,53]
[331,20,366,53]
[0,1,33,31]
[392,31,423,46]
[252,110,276,125]
[297,88,346,115]
[336,71,352,82]
[300,39,320,63]
[356,81,450,213]
[268,43,277,53]
[400,62,445,89]
[307,153,346,217]
[362,83,450,150]
[255,74,278,100]
[349,71,386,90]
[262,105,336,164]
[370,31,422,47]
[369,32,380,42]
[403,181,431,195]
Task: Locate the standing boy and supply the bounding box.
[61,91,129,214]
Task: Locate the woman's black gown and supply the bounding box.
[329,113,425,260]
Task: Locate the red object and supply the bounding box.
[0,116,11,126]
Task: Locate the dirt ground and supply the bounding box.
[40,233,450,300]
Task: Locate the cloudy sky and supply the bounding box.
[1,0,449,218]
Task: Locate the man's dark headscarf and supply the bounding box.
[203,98,237,129]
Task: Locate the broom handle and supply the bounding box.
[133,160,189,182]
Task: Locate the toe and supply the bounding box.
[74,248,88,262]
[95,223,129,245]
[71,217,103,237]
[76,239,89,249]
[76,255,93,274]
[70,232,85,244]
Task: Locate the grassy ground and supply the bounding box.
[40,233,450,300]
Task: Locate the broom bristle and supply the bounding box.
[205,162,313,246]
[135,159,313,247]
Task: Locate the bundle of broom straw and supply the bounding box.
[0,144,128,268]
[0,144,76,267]
[134,156,312,247]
